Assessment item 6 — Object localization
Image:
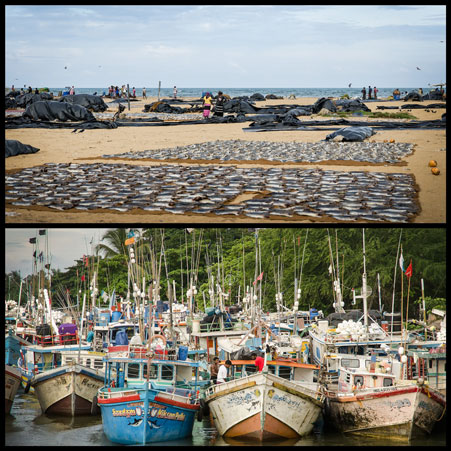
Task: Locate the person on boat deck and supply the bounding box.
[251,353,265,372]
[210,356,220,384]
[217,360,232,384]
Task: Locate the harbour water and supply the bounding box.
[6,389,446,446]
[42,86,427,100]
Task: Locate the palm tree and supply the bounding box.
[96,229,137,257]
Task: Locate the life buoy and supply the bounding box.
[150,334,167,347]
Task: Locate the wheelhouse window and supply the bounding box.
[244,365,258,375]
[161,365,174,381]
[93,359,103,369]
[341,358,360,369]
[268,365,276,375]
[127,363,140,378]
[278,366,292,380]
[383,377,393,387]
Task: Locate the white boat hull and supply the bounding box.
[5,365,22,414]
[326,384,446,440]
[205,372,323,439]
[31,364,104,416]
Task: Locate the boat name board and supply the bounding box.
[112,402,186,422]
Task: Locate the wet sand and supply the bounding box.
[5,96,446,224]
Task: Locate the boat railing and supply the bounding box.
[158,387,200,405]
[34,332,79,347]
[98,387,140,400]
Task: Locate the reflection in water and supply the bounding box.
[6,391,446,447]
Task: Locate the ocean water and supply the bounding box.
[43,87,427,100]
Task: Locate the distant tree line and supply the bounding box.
[5,228,446,319]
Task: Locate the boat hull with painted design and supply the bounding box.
[5,365,22,414]
[31,363,104,416]
[205,372,323,440]
[97,386,199,444]
[325,384,446,440]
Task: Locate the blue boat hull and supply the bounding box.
[99,390,198,444]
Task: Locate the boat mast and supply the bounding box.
[362,229,368,329]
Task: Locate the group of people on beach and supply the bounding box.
[10,85,40,95]
[108,85,139,99]
[361,85,378,100]
[202,91,227,119]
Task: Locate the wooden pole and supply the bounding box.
[421,279,427,340]
[158,81,161,101]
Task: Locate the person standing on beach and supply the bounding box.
[373,86,378,99]
[142,87,147,99]
[132,87,136,98]
[69,86,75,95]
[173,86,178,99]
[28,86,33,94]
[202,92,213,119]
[368,86,372,100]
[213,91,227,117]
[361,87,366,100]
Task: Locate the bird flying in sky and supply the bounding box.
[416,67,421,70]
[348,83,352,87]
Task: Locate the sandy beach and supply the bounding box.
[5,96,446,224]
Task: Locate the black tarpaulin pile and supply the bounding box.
[335,98,371,112]
[312,97,337,114]
[59,94,108,112]
[403,91,423,102]
[223,99,257,114]
[14,92,54,108]
[5,139,40,158]
[143,101,184,113]
[325,126,376,141]
[23,101,95,121]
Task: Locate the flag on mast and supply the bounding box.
[253,271,264,285]
[405,260,413,278]
[399,252,405,272]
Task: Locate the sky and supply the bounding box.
[5,5,446,89]
[5,228,113,277]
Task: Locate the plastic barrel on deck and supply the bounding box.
[178,346,188,361]
[111,311,122,322]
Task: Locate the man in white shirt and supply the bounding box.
[217,360,232,384]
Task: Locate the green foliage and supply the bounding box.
[7,228,446,317]
[414,296,446,316]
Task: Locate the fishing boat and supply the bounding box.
[5,365,22,414]
[97,354,201,444]
[18,325,91,389]
[29,349,106,416]
[204,358,324,440]
[5,328,31,366]
[323,364,446,440]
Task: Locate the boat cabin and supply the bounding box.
[102,356,202,393]
[337,367,396,393]
[226,359,319,384]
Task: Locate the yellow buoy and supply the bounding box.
[389,139,395,143]
[431,167,440,175]
[428,160,438,167]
